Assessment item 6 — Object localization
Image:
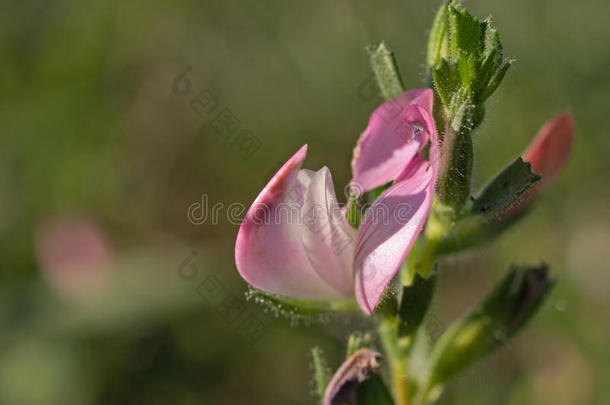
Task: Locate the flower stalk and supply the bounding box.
[378,317,411,405]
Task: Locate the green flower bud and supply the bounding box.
[424,264,554,389]
[426,1,514,211]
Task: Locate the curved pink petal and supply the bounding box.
[302,167,357,296]
[523,112,575,190]
[235,145,344,300]
[351,89,434,191]
[353,105,439,314]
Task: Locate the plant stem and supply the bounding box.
[378,318,411,405]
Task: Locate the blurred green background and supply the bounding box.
[1,0,609,404]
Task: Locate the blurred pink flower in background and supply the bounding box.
[35,216,111,299]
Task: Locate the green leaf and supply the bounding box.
[432,59,460,109]
[426,0,450,69]
[471,157,541,215]
[474,48,502,98]
[311,347,331,401]
[367,42,406,100]
[479,58,513,102]
[356,374,395,405]
[482,19,503,59]
[456,50,471,87]
[448,6,482,61]
[476,18,513,102]
[398,273,437,336]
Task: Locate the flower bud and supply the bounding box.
[523,112,575,192]
[425,264,553,388]
[323,348,386,405]
[426,1,513,210]
[435,112,575,255]
[501,111,575,217]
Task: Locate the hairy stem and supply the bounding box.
[379,318,411,405]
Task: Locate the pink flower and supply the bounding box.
[235,92,438,314]
[523,112,575,192]
[35,216,111,299]
[507,112,575,216]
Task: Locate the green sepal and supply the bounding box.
[311,347,331,401]
[482,20,502,59]
[470,157,541,215]
[479,58,513,102]
[245,287,359,320]
[366,181,392,203]
[356,374,395,405]
[448,5,482,63]
[432,59,460,111]
[346,332,373,358]
[456,51,479,90]
[367,42,406,100]
[398,272,437,336]
[346,191,362,228]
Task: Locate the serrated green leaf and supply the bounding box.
[448,86,472,129]
[432,59,460,109]
[356,374,395,405]
[398,273,437,336]
[482,20,503,59]
[367,42,405,100]
[448,6,482,61]
[471,157,541,215]
[479,58,513,101]
[474,47,502,98]
[456,50,471,87]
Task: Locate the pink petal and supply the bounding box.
[302,167,357,296]
[353,105,439,314]
[351,89,434,191]
[235,145,345,300]
[323,348,381,405]
[523,112,575,190]
[499,112,575,219]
